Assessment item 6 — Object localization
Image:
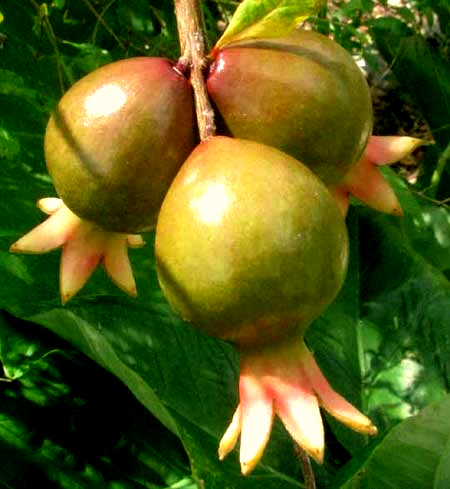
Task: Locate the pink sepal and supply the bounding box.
[332,135,423,215]
[219,338,376,475]
[10,198,142,302]
[365,135,423,166]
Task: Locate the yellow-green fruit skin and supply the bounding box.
[155,137,349,347]
[207,30,373,184]
[45,57,196,233]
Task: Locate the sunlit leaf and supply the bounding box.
[215,0,326,49]
[383,167,450,274]
[0,125,20,159]
[338,395,450,488]
[0,312,60,380]
[308,187,450,456]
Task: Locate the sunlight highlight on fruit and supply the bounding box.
[190,183,231,224]
[84,84,127,118]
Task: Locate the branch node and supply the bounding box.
[174,0,216,141]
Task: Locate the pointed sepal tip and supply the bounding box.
[10,198,143,302]
[219,338,377,475]
[332,135,425,216]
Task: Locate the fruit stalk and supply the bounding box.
[174,0,216,140]
[295,445,316,489]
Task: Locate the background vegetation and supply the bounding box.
[0,1,449,487]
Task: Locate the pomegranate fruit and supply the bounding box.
[207,30,372,184]
[46,56,196,233]
[11,57,196,302]
[155,137,376,474]
[207,30,422,215]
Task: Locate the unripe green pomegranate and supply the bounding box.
[155,137,376,474]
[11,57,197,302]
[156,136,347,345]
[45,56,196,233]
[207,30,373,185]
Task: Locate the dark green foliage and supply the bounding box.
[0,313,192,489]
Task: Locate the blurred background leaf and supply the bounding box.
[337,395,450,488]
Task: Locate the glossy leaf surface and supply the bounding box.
[216,0,326,49]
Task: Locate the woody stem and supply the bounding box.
[174,0,216,141]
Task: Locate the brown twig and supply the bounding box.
[295,445,317,489]
[30,0,66,94]
[411,190,450,209]
[81,0,125,49]
[174,0,216,141]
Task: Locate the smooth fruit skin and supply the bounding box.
[45,57,196,233]
[155,136,349,347]
[207,30,373,184]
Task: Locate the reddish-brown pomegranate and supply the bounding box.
[207,30,422,215]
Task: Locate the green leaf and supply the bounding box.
[0,330,193,489]
[60,42,113,84]
[358,219,449,430]
[0,312,62,380]
[307,184,450,456]
[0,124,20,159]
[338,395,450,488]
[215,0,326,49]
[383,167,450,275]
